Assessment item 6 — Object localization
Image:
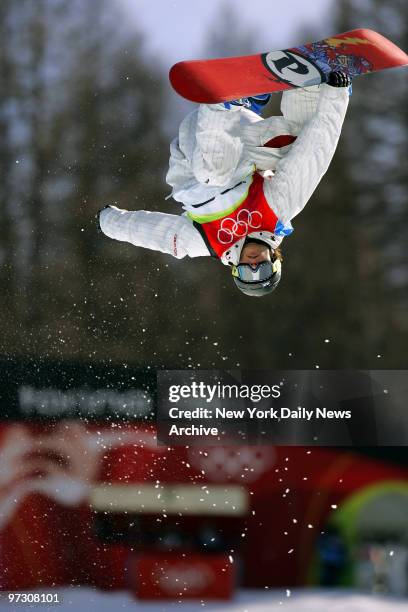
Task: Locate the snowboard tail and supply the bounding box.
[170,29,408,104]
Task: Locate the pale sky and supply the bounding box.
[117,0,337,68]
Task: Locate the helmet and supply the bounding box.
[231,259,282,297]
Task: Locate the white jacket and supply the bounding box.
[99,85,349,264]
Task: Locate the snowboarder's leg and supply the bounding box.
[280,85,321,129]
[192,104,245,187]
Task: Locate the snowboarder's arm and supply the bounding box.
[98,206,209,259]
[264,84,349,223]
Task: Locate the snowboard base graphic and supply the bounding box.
[170,29,408,104]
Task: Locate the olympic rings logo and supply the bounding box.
[187,446,276,482]
[217,209,263,244]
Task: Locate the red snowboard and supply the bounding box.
[170,28,408,104]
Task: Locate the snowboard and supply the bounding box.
[169,28,408,104]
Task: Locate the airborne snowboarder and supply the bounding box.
[98,71,351,297]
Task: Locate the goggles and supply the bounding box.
[231,260,278,284]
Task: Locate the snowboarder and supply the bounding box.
[98,71,351,297]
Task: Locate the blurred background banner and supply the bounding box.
[0,356,155,421]
[0,0,407,607]
[1,418,408,597]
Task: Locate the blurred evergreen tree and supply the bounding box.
[331,0,408,366]
[0,0,171,362]
[203,2,259,58]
